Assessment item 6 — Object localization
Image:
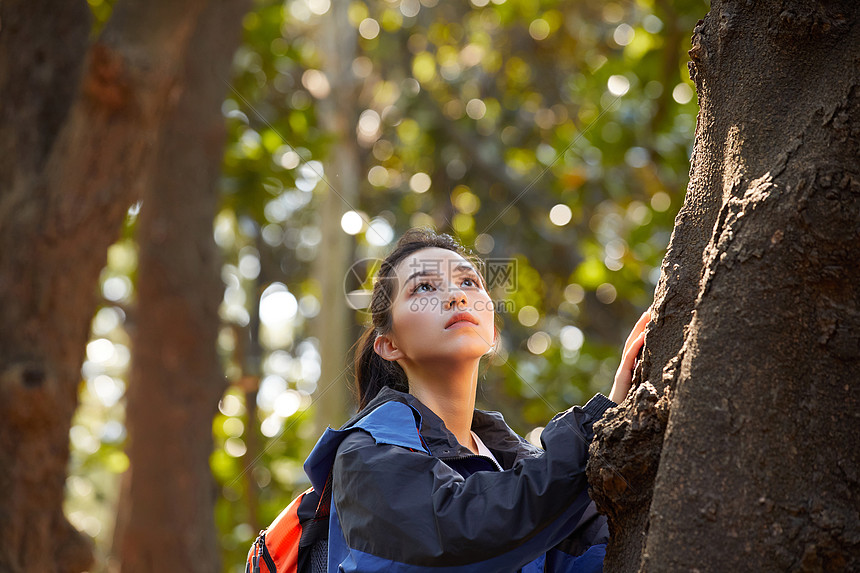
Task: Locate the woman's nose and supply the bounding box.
[444,288,467,310]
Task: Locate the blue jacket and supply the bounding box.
[303,387,614,572]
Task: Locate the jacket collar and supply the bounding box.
[348,386,542,469]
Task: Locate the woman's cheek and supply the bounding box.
[478,297,495,339]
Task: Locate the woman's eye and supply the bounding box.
[413,282,434,293]
[462,276,480,287]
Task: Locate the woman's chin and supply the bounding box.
[415,345,492,364]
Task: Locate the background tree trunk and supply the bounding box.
[113,1,248,571]
[588,1,860,571]
[312,0,360,429]
[0,0,206,570]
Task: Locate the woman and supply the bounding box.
[303,228,648,572]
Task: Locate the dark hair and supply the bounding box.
[352,227,495,410]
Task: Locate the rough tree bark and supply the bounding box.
[111,1,249,572]
[0,0,207,570]
[587,1,859,571]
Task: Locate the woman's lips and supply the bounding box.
[445,312,478,329]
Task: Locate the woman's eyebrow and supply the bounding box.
[404,269,437,284]
[404,263,477,284]
[452,263,478,275]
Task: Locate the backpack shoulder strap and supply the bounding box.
[298,471,331,546]
[295,471,332,573]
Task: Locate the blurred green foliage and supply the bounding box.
[71,0,707,571]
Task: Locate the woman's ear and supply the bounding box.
[373,333,404,362]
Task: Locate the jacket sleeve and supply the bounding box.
[331,394,615,571]
[544,494,609,573]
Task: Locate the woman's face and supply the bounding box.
[376,247,496,365]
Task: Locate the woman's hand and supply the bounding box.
[608,310,651,404]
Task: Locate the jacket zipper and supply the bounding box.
[440,453,501,470]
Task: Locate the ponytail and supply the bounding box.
[353,328,408,411]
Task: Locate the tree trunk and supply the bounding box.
[587,1,860,571]
[237,266,265,534]
[0,0,206,570]
[312,0,360,428]
[113,1,248,571]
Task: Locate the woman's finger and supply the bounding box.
[621,330,647,372]
[623,310,651,355]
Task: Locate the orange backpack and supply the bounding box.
[245,475,332,573]
[248,399,425,572]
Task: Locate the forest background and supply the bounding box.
[35,0,705,570]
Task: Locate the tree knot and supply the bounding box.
[84,43,133,112]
